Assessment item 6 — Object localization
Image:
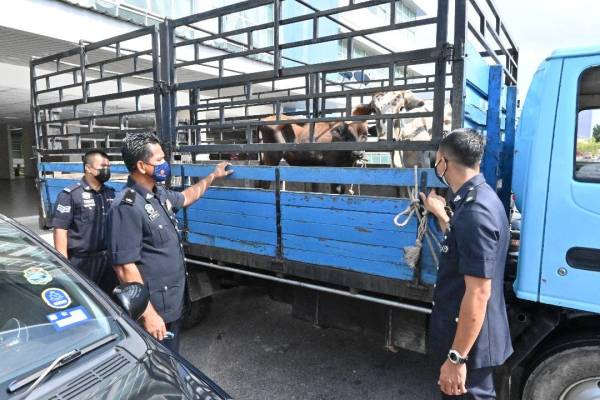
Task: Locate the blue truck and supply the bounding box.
[31,1,600,398]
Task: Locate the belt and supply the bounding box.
[69,250,108,258]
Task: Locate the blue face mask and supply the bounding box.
[147,161,171,183]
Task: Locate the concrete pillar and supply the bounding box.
[0,123,14,180]
[21,123,37,178]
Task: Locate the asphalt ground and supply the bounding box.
[180,286,441,400]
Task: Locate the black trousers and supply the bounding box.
[440,366,496,400]
[69,252,118,295]
[159,319,182,354]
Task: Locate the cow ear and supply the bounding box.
[352,104,372,116]
[402,90,425,111]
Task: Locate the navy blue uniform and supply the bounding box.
[429,174,513,399]
[51,178,118,294]
[108,177,186,352]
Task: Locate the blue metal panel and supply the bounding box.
[464,102,487,127]
[464,41,491,97]
[281,205,416,233]
[512,59,563,303]
[281,191,411,214]
[187,221,276,245]
[481,65,503,188]
[187,233,276,256]
[186,209,276,232]
[189,198,274,218]
[198,187,275,203]
[498,85,518,211]
[41,162,129,174]
[181,164,276,181]
[279,166,444,187]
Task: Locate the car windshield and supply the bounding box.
[0,217,122,386]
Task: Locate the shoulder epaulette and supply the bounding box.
[121,189,137,205]
[464,187,478,203]
[63,182,81,193]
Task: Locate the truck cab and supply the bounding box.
[507,47,600,399]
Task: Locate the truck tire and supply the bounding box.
[182,297,212,330]
[522,345,600,400]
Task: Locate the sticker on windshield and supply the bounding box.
[23,267,53,285]
[41,288,72,309]
[46,306,91,331]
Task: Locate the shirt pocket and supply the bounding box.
[76,205,95,222]
[150,222,171,248]
[149,281,183,317]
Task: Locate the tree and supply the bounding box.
[593,124,600,143]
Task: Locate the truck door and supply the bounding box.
[541,57,600,313]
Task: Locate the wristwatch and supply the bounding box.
[447,349,468,364]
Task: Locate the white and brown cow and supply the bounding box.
[369,91,452,168]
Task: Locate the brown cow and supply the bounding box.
[257,107,370,192]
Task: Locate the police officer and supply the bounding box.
[108,132,232,353]
[419,129,513,399]
[51,149,118,294]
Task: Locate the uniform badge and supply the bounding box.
[23,267,53,285]
[441,245,449,253]
[145,204,160,221]
[82,192,91,200]
[83,199,96,209]
[165,199,173,211]
[41,288,72,309]
[56,204,71,213]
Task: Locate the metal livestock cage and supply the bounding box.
[32,0,518,349]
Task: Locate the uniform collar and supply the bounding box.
[127,176,157,200]
[450,174,486,210]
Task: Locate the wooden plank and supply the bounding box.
[281,191,411,214]
[186,208,276,232]
[283,234,406,265]
[482,65,503,188]
[283,247,414,281]
[196,186,275,204]
[187,233,276,256]
[188,198,275,218]
[41,162,129,174]
[281,205,417,233]
[187,221,277,245]
[281,220,418,249]
[279,166,445,187]
[181,164,276,181]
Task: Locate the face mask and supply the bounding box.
[87,166,111,184]
[95,167,111,183]
[147,161,171,183]
[434,158,448,186]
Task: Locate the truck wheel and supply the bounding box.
[522,345,600,400]
[182,297,212,330]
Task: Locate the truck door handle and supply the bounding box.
[566,247,600,272]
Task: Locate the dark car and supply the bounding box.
[0,214,231,400]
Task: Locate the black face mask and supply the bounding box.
[91,167,111,183]
[434,158,448,186]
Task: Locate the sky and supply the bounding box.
[494,0,600,102]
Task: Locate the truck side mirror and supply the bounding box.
[112,282,149,321]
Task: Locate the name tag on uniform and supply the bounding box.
[82,192,95,209]
[145,204,160,221]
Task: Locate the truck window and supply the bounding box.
[575,67,600,181]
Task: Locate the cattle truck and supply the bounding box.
[31,0,600,398]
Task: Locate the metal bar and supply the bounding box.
[431,0,449,141]
[483,0,518,52]
[273,0,281,73]
[84,26,156,51]
[40,108,155,126]
[467,22,517,84]
[172,0,273,27]
[499,85,517,213]
[86,67,154,86]
[481,65,503,187]
[185,258,432,314]
[30,48,81,67]
[78,41,88,103]
[35,87,156,111]
[178,141,440,154]
[151,25,162,137]
[451,0,467,129]
[85,49,153,69]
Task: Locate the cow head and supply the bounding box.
[370,90,425,138]
[331,122,368,160]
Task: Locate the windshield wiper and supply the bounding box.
[7,333,119,395]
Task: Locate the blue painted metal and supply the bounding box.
[481,65,503,189]
[512,59,562,303]
[187,221,277,245]
[186,209,276,232]
[188,233,277,256]
[537,55,600,314]
[281,191,412,214]
[41,162,129,174]
[498,85,518,212]
[180,164,276,181]
[278,166,445,187]
[190,198,275,218]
